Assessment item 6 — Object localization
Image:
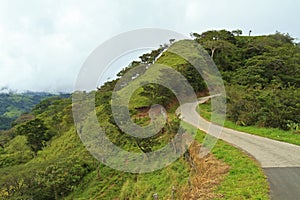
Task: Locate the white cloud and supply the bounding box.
[185,0,207,22]
[0,0,299,92]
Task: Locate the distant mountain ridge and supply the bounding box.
[0,91,69,130]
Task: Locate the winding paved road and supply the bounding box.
[177,97,300,199]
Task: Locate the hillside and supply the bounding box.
[0,92,69,130]
[192,30,300,131]
[1,29,299,199]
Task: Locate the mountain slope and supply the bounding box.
[0,92,69,130]
[3,30,298,199]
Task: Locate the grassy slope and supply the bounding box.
[198,100,300,146]
[41,126,190,199]
[67,42,269,199]
[66,159,191,199]
[0,40,269,199]
[67,123,269,199]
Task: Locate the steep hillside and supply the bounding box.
[3,30,297,199]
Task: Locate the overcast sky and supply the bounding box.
[0,0,299,93]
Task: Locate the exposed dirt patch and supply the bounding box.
[178,142,230,200]
[135,106,150,118]
[196,90,210,98]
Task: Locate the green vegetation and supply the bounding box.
[198,100,300,146]
[182,122,269,199]
[195,130,269,199]
[192,30,300,132]
[0,92,69,130]
[16,118,54,153]
[2,29,300,199]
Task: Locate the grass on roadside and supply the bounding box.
[183,122,269,199]
[197,101,300,146]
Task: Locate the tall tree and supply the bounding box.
[16,118,53,153]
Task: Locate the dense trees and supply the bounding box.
[192,30,239,71]
[192,30,300,131]
[140,83,175,107]
[226,85,300,130]
[232,29,242,36]
[16,118,53,153]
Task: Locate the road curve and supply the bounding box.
[177,97,300,199]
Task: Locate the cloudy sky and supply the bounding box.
[0,0,299,93]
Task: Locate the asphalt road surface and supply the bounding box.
[177,97,300,200]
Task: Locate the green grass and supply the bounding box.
[210,136,269,200]
[156,51,187,67]
[66,156,190,199]
[183,122,269,199]
[3,106,23,118]
[129,87,150,109]
[67,122,269,199]
[198,101,300,146]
